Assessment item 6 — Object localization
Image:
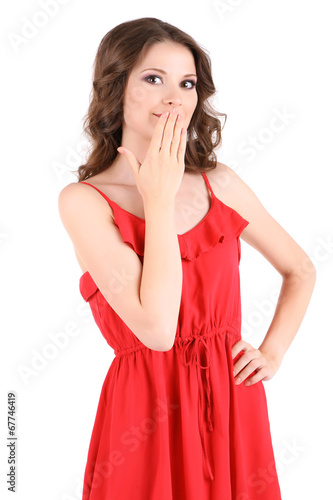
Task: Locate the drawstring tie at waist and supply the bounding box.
[182,335,215,481]
[115,326,240,482]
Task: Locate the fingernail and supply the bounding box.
[177,114,183,121]
[162,111,169,118]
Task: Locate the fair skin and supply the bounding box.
[58,41,316,385]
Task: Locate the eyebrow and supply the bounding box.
[140,67,197,78]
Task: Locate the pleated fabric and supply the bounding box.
[78,172,282,499]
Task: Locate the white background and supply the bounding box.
[1,0,332,498]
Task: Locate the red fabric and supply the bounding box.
[78,173,282,499]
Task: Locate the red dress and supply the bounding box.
[78,172,282,499]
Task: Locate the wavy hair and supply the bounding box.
[75,17,227,181]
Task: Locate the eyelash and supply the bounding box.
[144,75,197,89]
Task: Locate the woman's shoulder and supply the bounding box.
[58,180,98,210]
[207,162,250,209]
[58,179,114,228]
[58,171,114,203]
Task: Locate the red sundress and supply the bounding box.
[78,172,282,499]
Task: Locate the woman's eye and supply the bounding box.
[145,75,162,84]
[182,80,197,89]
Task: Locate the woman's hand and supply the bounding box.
[117,107,187,206]
[231,339,282,387]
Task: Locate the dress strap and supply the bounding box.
[201,172,216,199]
[79,181,112,204]
[79,182,115,220]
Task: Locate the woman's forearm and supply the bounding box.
[139,199,183,348]
[258,263,316,366]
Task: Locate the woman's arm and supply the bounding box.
[58,183,182,352]
[210,163,316,386]
[58,111,186,353]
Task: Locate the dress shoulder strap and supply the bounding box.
[201,172,216,199]
[79,182,115,220]
[79,181,112,203]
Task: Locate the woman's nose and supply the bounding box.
[162,87,182,106]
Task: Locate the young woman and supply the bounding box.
[58,17,316,500]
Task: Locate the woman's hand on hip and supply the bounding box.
[231,339,282,387]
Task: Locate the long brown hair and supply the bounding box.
[75,17,227,182]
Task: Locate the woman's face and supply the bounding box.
[122,41,198,141]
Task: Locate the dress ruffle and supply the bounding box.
[80,197,249,301]
[80,271,98,302]
[110,197,249,262]
[79,196,249,301]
